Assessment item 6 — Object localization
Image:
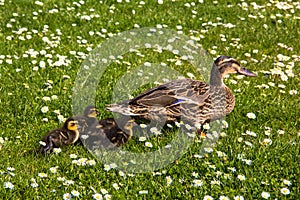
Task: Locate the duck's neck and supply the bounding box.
[209,64,223,87]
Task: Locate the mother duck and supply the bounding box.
[107,56,256,127]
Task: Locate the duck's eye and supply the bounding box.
[232,61,241,67]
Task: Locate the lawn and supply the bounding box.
[0,0,299,199]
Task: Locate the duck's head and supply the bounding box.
[84,106,100,119]
[64,118,79,131]
[210,56,256,85]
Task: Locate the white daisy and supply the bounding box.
[139,137,147,142]
[139,190,148,194]
[41,106,49,113]
[4,182,14,189]
[92,193,103,200]
[145,142,153,148]
[280,187,290,195]
[203,195,214,200]
[71,190,80,197]
[63,193,72,200]
[246,112,256,119]
[283,179,292,186]
[261,191,270,199]
[166,176,173,185]
[234,196,244,200]
[192,179,203,187]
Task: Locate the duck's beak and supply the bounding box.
[238,67,257,77]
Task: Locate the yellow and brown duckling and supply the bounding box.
[97,117,135,147]
[107,56,257,127]
[40,118,80,153]
[75,105,100,133]
[82,117,136,150]
[76,106,135,149]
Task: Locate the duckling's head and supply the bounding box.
[64,118,79,131]
[84,106,100,119]
[124,119,136,131]
[211,56,256,85]
[123,119,136,137]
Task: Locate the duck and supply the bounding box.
[76,106,135,149]
[40,118,80,153]
[107,56,256,127]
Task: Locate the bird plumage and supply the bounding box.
[75,105,100,133]
[77,106,135,149]
[40,118,79,153]
[97,117,135,147]
[107,56,256,126]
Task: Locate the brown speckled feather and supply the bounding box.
[108,79,231,125]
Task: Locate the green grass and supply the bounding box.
[0,0,299,199]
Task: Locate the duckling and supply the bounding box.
[83,117,135,150]
[40,118,79,153]
[75,106,135,149]
[107,56,256,127]
[75,105,100,133]
[98,118,135,147]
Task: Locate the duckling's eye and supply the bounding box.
[70,123,76,126]
[92,110,99,115]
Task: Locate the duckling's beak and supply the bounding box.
[96,110,100,115]
[238,67,257,77]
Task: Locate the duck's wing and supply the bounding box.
[107,79,210,115]
[133,79,209,105]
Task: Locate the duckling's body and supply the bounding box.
[84,118,134,150]
[41,118,79,153]
[75,105,100,134]
[76,106,134,149]
[98,118,134,147]
[107,56,256,126]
